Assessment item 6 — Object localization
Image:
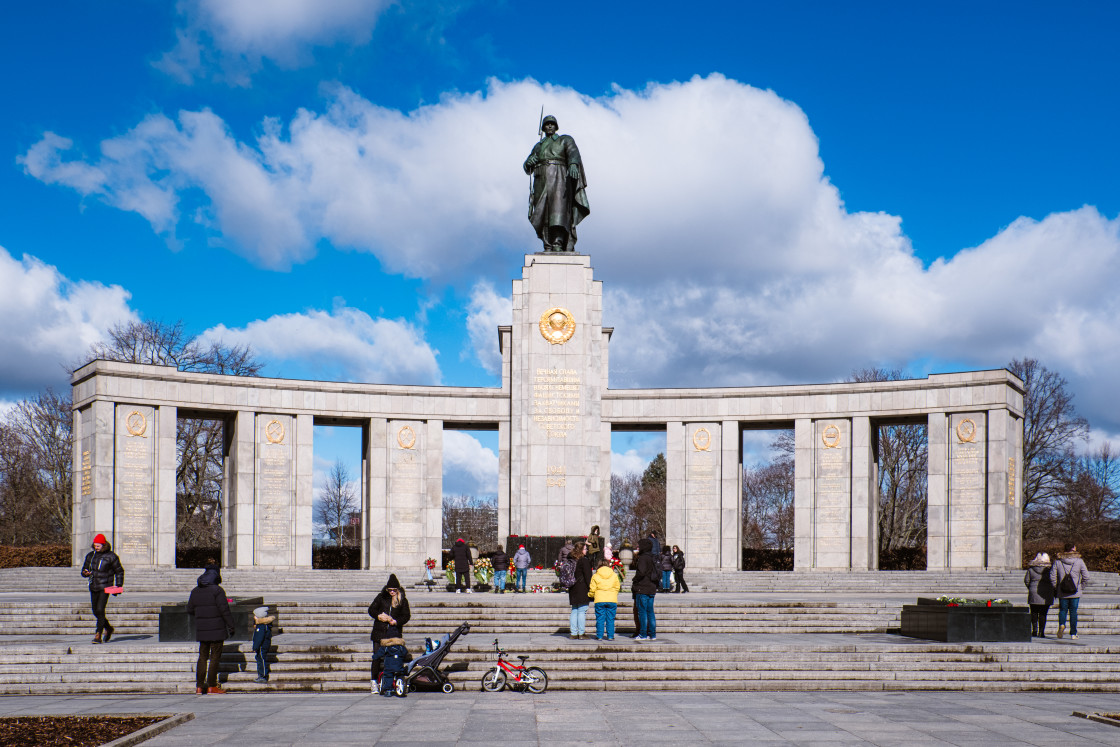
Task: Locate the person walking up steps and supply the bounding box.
[80,533,124,644]
[1024,552,1054,638]
[1051,543,1090,639]
[251,606,274,683]
[513,544,532,592]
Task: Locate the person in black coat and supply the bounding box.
[671,545,689,593]
[186,563,235,693]
[368,573,411,693]
[451,539,473,593]
[492,546,509,593]
[567,542,593,639]
[80,533,124,644]
[632,538,659,640]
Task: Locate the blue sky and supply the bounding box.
[2,1,1119,500]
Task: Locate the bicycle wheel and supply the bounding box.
[480,667,506,692]
[524,666,548,693]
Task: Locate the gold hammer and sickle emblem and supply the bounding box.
[538,307,576,345]
[956,418,977,443]
[125,410,147,437]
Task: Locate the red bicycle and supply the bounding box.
[480,638,549,693]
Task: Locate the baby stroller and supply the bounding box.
[403,622,471,693]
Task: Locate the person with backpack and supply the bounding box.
[1050,543,1090,639]
[368,574,410,693]
[566,542,592,639]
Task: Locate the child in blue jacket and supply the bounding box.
[252,606,274,684]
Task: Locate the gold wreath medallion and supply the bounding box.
[538,307,576,345]
[265,419,285,444]
[821,424,841,449]
[955,418,977,443]
[125,410,147,437]
[692,427,712,451]
[397,425,416,450]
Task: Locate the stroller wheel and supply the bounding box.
[394,677,408,697]
[442,682,454,694]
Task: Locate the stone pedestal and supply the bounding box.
[507,253,607,538]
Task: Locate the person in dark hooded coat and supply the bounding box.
[368,573,410,693]
[452,538,473,593]
[186,562,235,693]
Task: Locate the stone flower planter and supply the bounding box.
[900,597,1030,642]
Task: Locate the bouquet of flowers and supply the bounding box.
[473,556,494,586]
[935,596,1010,607]
[444,563,456,584]
[424,557,437,581]
[530,584,546,593]
[610,556,626,582]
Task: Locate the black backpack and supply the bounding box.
[558,559,576,589]
[1058,565,1079,595]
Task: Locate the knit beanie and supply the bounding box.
[253,606,269,618]
[384,573,401,591]
[93,534,107,546]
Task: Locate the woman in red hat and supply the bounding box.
[80,533,124,643]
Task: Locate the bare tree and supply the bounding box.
[81,319,262,553]
[849,369,928,553]
[315,460,358,547]
[1009,358,1089,526]
[0,389,73,545]
[742,431,794,550]
[610,454,667,548]
[1047,444,1120,545]
[441,494,497,549]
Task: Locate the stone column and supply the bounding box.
[508,253,606,536]
[386,419,438,569]
[497,419,511,544]
[926,412,949,570]
[294,414,313,567]
[154,405,177,567]
[365,417,388,568]
[720,419,741,570]
[113,404,157,567]
[986,408,1022,569]
[793,418,813,570]
[225,410,255,568]
[255,414,295,567]
[599,419,612,541]
[665,421,684,555]
[72,400,115,565]
[850,416,877,570]
[681,422,722,568]
[948,412,987,569]
[812,419,852,569]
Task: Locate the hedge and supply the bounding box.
[0,545,71,568]
[313,546,361,570]
[1023,544,1120,573]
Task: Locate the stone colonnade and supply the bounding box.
[71,253,1024,571]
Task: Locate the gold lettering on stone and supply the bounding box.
[532,368,581,438]
[1008,457,1017,506]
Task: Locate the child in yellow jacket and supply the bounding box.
[588,559,621,640]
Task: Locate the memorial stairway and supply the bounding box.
[4,591,1120,695]
[3,567,1116,594]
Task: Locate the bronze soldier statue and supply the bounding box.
[523,115,589,252]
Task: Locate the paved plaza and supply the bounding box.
[3,691,1120,745]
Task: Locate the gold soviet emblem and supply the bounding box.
[821,424,841,449]
[956,418,977,443]
[692,427,711,451]
[125,410,147,437]
[539,307,576,345]
[397,425,416,449]
[265,420,285,444]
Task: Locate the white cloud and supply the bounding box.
[464,282,511,375]
[203,304,440,385]
[20,75,1120,432]
[611,449,650,477]
[157,0,394,85]
[0,247,137,397]
[442,430,498,496]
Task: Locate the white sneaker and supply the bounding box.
[466,588,472,594]
[1071,634,1079,640]
[371,680,379,694]
[455,589,461,594]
